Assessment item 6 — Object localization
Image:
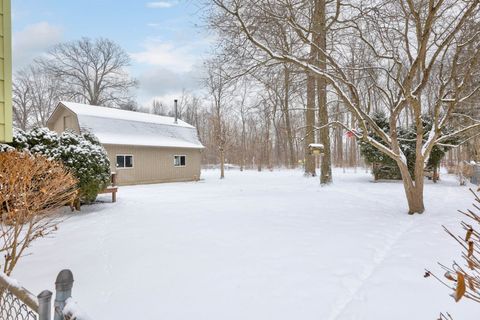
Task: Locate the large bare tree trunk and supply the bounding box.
[397,160,425,214]
[393,110,427,214]
[283,67,296,168]
[305,72,316,176]
[313,0,332,183]
[318,85,332,183]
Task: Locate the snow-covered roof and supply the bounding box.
[308,143,324,149]
[57,102,204,149]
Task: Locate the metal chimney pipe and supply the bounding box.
[174,99,178,124]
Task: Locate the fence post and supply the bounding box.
[37,290,52,320]
[54,270,74,320]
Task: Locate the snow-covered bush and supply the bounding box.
[57,130,111,203]
[359,112,455,180]
[0,144,13,152]
[7,128,110,204]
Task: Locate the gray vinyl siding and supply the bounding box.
[104,144,202,185]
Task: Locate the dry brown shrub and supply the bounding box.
[0,151,78,275]
[426,189,480,318]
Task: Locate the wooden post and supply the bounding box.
[111,172,117,186]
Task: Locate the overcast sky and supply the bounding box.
[12,0,213,107]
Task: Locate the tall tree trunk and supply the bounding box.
[241,117,246,172]
[335,103,343,167]
[305,72,316,176]
[397,160,425,214]
[283,67,296,168]
[393,109,426,214]
[314,0,332,184]
[220,146,225,179]
[266,134,271,169]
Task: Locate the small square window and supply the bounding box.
[125,155,133,168]
[116,155,125,168]
[117,155,134,168]
[174,155,186,167]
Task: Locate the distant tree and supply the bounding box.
[12,72,32,130]
[204,58,233,179]
[118,98,139,111]
[152,99,168,116]
[12,65,63,129]
[38,37,138,107]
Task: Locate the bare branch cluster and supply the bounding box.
[426,189,480,309]
[12,37,138,130]
[0,151,78,275]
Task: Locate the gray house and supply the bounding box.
[47,101,204,185]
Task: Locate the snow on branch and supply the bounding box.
[436,123,480,144]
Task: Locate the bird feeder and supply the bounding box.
[308,143,324,155]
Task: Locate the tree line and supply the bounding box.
[201,0,480,214]
[13,36,359,176]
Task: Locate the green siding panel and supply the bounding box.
[0,0,11,143]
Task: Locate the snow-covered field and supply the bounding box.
[13,168,477,319]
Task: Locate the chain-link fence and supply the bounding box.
[0,270,86,320]
[0,289,38,320]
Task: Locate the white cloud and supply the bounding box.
[138,65,203,97]
[146,1,176,9]
[13,22,63,69]
[131,34,214,105]
[131,39,199,73]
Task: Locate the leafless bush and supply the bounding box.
[426,189,480,318]
[0,151,78,275]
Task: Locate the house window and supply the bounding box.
[116,155,134,168]
[174,155,186,167]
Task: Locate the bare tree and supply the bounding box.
[205,58,233,179]
[38,37,138,107]
[13,65,64,129]
[209,0,480,214]
[314,0,333,184]
[234,80,255,171]
[152,99,167,115]
[12,73,32,130]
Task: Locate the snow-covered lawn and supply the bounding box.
[13,169,477,319]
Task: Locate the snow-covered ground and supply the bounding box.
[13,168,478,319]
